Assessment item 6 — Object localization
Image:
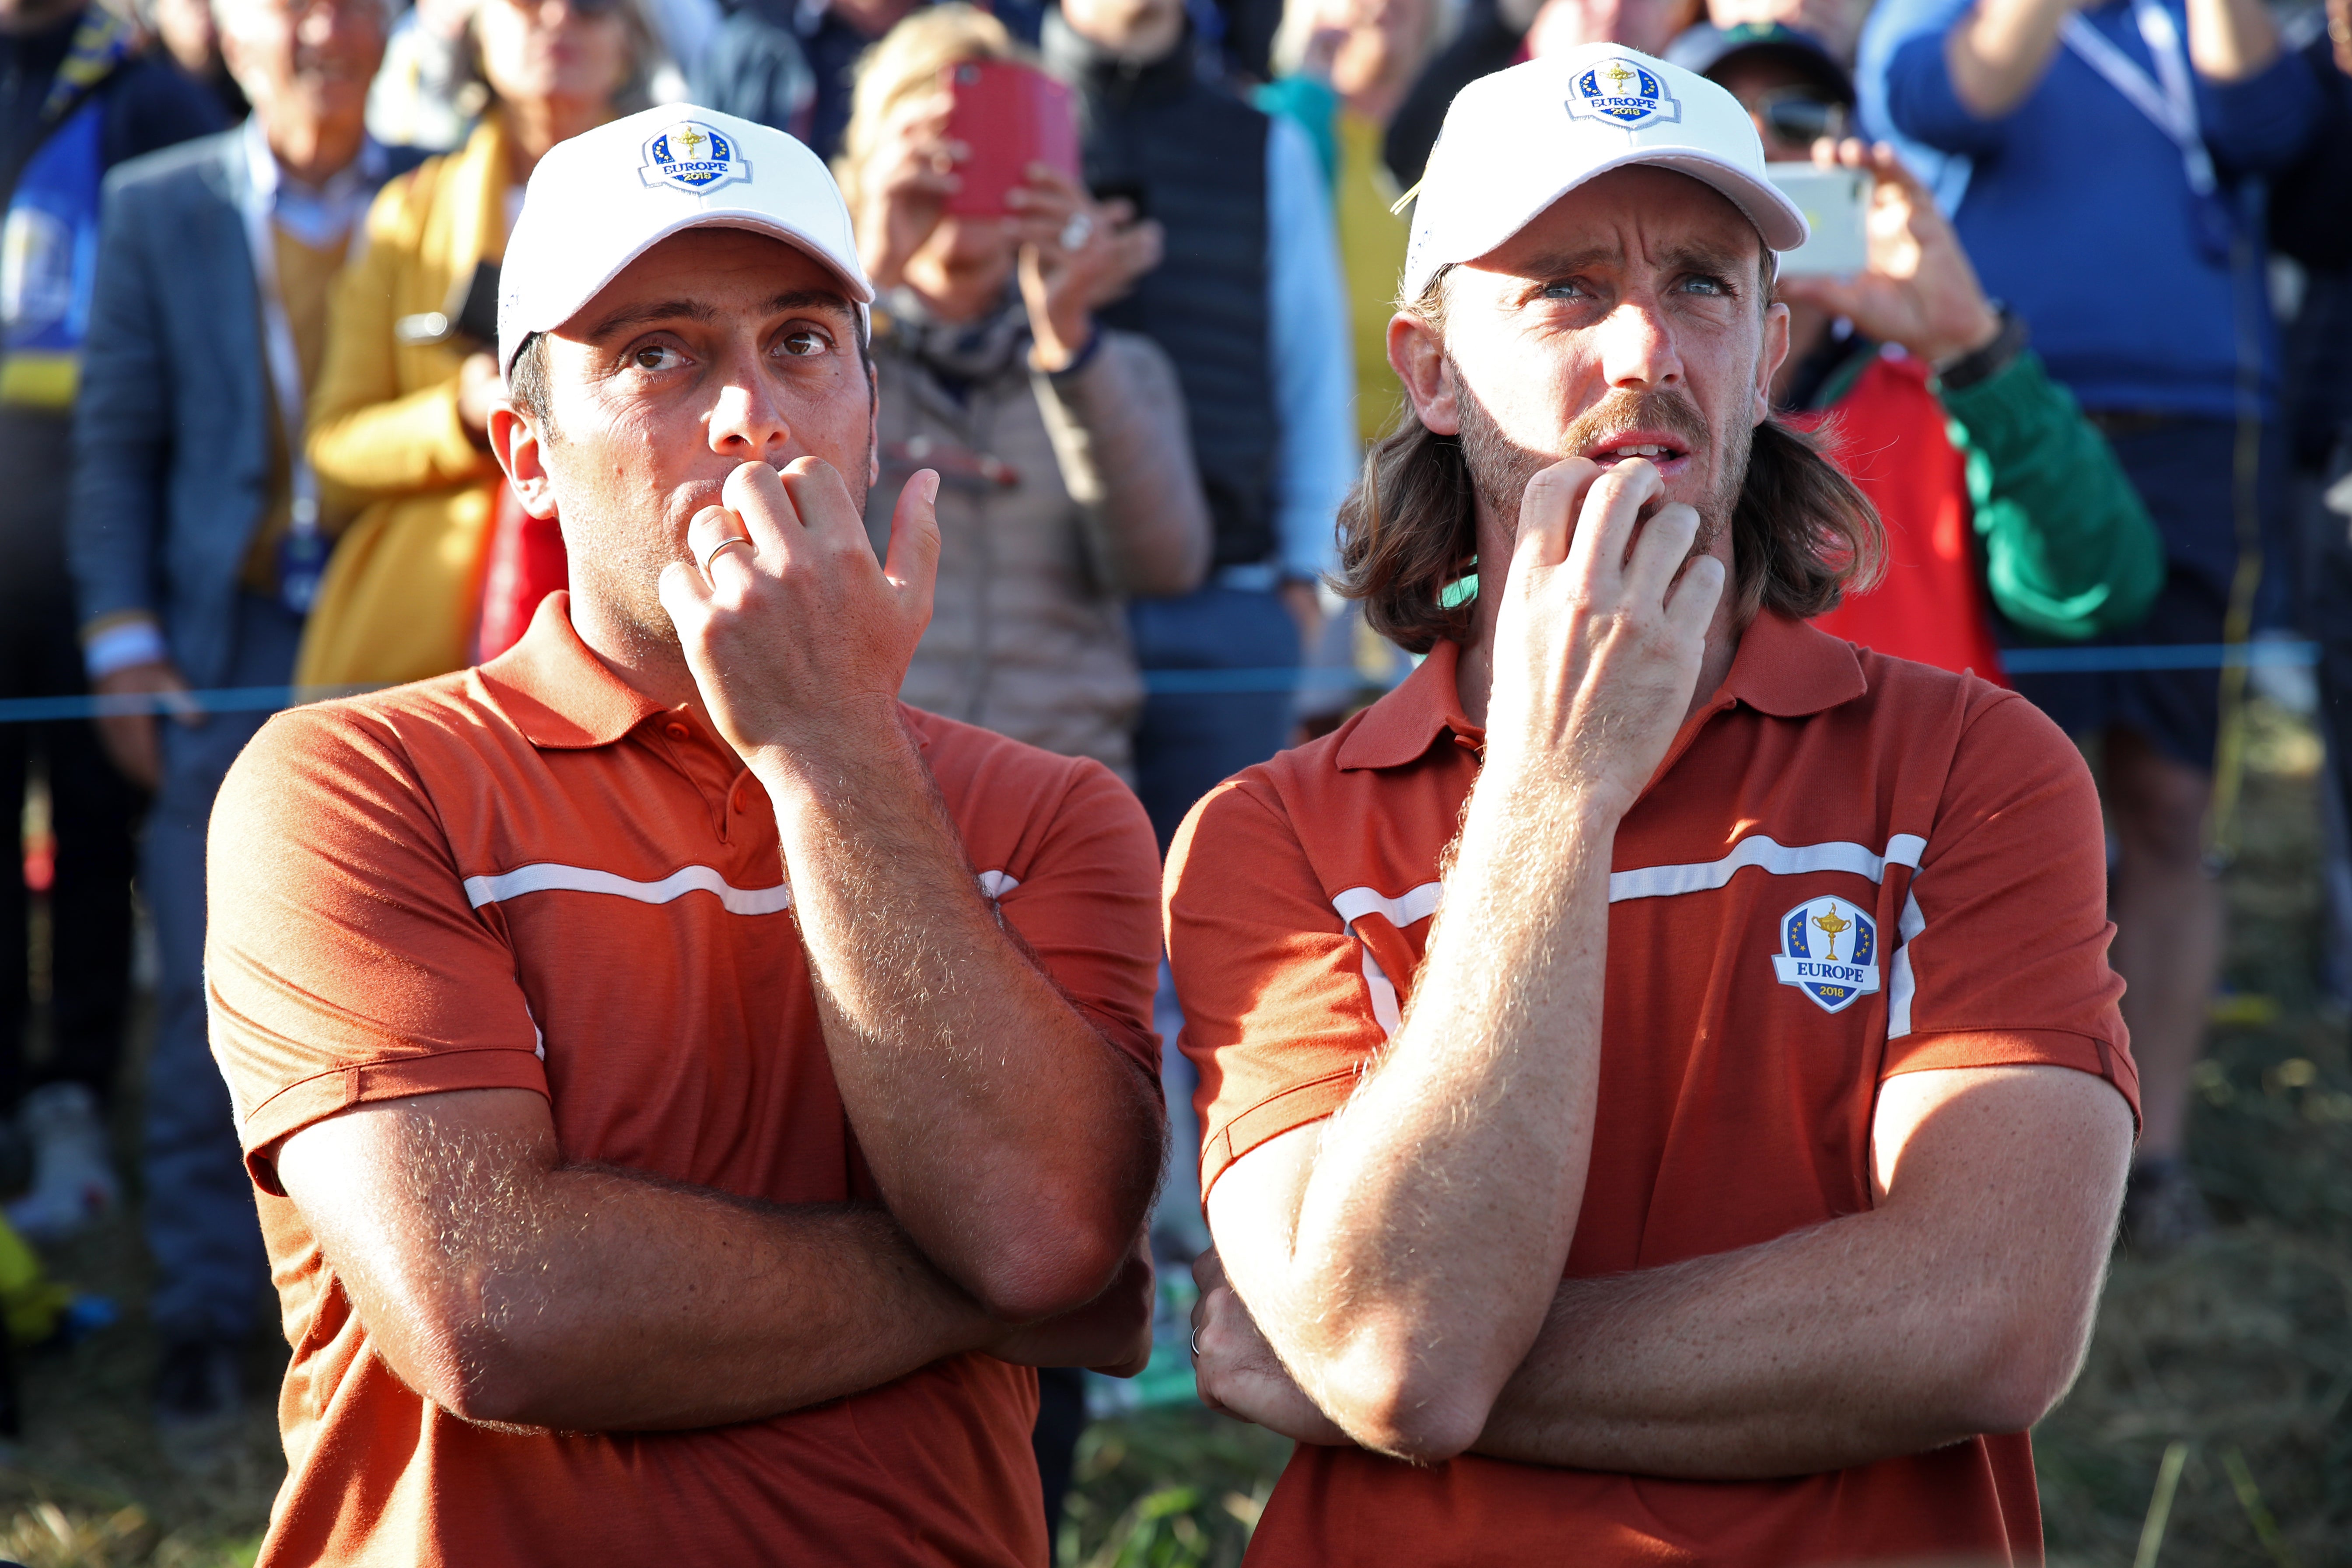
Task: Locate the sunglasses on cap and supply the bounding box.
[1753,88,1848,148]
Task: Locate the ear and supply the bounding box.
[490,404,561,521]
[1390,310,1459,436]
[1756,299,1790,427]
[868,390,881,490]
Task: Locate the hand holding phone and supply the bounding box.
[940,59,1081,218]
[1773,141,2001,367]
[1764,164,1869,280]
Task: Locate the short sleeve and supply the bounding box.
[206,706,549,1193]
[1882,691,2138,1121]
[1166,778,1386,1197]
[990,758,1167,1081]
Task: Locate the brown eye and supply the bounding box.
[632,345,682,371]
[780,329,829,357]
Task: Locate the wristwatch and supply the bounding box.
[1933,303,2028,392]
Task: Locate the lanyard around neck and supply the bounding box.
[2061,0,2217,195]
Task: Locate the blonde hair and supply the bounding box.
[835,4,1033,216]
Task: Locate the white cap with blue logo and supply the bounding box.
[498,105,874,380]
[1401,44,1810,300]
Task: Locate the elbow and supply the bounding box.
[967,1199,1139,1323]
[1319,1350,1495,1464]
[378,1283,560,1430]
[1945,1302,2096,1437]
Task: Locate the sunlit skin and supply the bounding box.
[496,228,879,697]
[1388,164,1788,726]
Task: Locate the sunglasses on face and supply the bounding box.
[1754,88,1848,149]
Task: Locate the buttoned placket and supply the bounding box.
[642,710,766,847]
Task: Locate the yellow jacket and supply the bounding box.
[297,114,514,687]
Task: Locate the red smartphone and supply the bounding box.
[940,59,1081,217]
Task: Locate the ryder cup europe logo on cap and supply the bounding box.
[640,120,750,193]
[1771,896,1880,1014]
[1568,56,1682,130]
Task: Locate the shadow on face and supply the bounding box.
[522,228,874,634]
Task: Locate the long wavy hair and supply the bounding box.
[1337,270,1884,654]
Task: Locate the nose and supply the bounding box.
[705,346,794,462]
[1593,293,1683,392]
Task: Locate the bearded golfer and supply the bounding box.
[1171,47,2136,1566]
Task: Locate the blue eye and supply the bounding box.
[1678,274,1733,296]
[1540,280,1589,301]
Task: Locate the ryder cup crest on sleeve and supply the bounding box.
[497,105,875,380]
[1401,44,1810,298]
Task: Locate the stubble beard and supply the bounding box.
[1451,362,1750,569]
[553,439,876,663]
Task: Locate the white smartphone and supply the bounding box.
[1766,164,1870,279]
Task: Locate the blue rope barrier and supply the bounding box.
[0,641,2319,721]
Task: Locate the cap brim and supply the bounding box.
[502,209,875,378]
[1408,147,1810,297]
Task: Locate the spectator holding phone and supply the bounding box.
[1860,0,2318,1247]
[1045,0,1356,849]
[837,4,1209,778]
[298,0,656,688]
[1672,21,2162,677]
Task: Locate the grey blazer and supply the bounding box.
[66,127,414,690]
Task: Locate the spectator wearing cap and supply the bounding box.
[1670,21,2161,679]
[205,104,1166,1564]
[1860,0,2318,1247]
[1178,46,2135,1566]
[297,0,655,690]
[836,7,1209,780]
[0,0,220,1250]
[1258,0,1443,444]
[1045,0,1356,850]
[66,0,410,1442]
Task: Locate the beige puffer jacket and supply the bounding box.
[863,322,1211,779]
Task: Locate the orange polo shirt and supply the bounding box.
[207,593,1162,1567]
[1167,612,2135,1568]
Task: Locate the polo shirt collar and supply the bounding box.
[479,592,667,749]
[1335,611,1866,773]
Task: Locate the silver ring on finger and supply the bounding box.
[1060,213,1094,250]
[697,534,755,577]
[1190,1330,1201,1359]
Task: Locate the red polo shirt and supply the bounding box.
[208,593,1162,1567]
[1167,611,2135,1567]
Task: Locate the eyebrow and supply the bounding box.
[583,289,858,341]
[1512,239,1759,283]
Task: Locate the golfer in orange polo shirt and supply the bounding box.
[1172,46,2138,1567]
[204,106,1166,1564]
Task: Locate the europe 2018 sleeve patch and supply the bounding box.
[1772,896,1880,1014]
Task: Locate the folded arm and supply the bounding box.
[274,1085,1150,1432]
[1200,1058,2132,1475]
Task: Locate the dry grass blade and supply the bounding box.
[2132,1440,2190,1568]
[2220,1447,2301,1568]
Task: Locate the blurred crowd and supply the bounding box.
[0,0,2348,1512]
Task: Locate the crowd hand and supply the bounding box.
[658,459,941,774]
[1775,140,2002,368]
[993,1235,1156,1376]
[859,92,964,291]
[1189,1249,1350,1445]
[1484,458,1720,818]
[455,350,504,438]
[1008,167,1163,370]
[93,659,201,793]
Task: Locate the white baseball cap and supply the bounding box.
[1401,45,1809,299]
[498,105,873,379]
